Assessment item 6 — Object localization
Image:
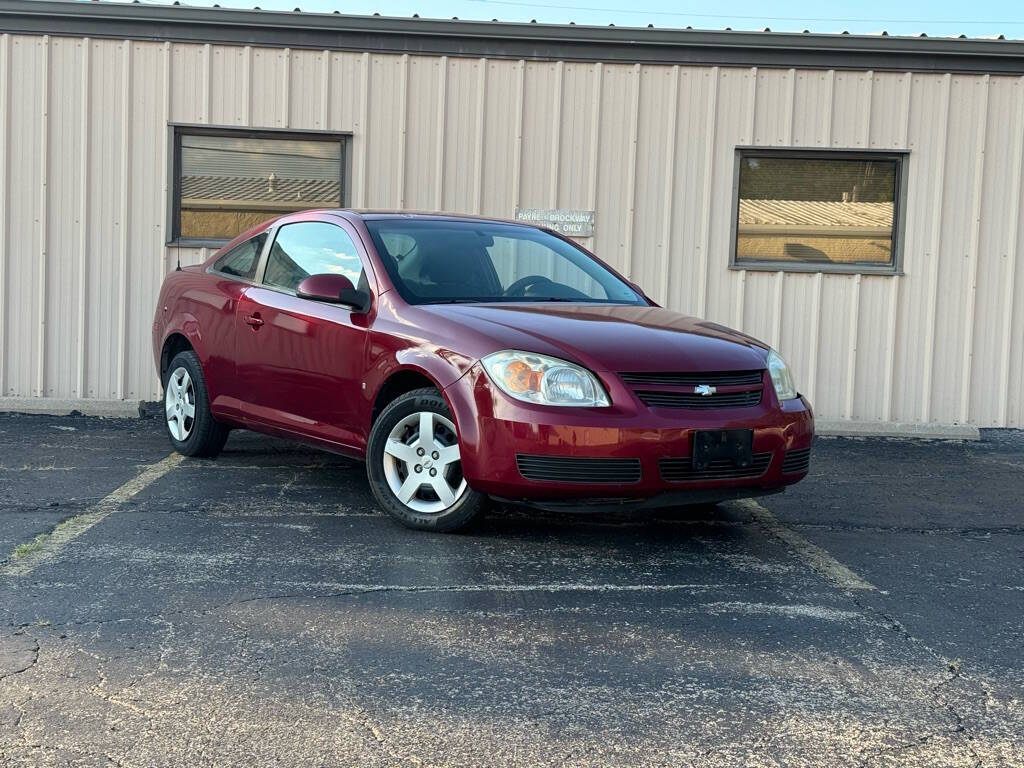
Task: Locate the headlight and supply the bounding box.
[481,350,610,407]
[766,349,798,401]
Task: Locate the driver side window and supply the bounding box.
[263,221,364,293]
[486,236,606,299]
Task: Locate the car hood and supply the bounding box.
[419,303,770,373]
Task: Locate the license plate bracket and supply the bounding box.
[692,429,754,471]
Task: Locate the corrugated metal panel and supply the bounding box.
[479,58,519,218]
[45,36,84,399]
[403,55,440,211]
[3,34,1024,427]
[593,63,638,277]
[971,75,1020,426]
[4,35,42,397]
[442,56,484,214]
[364,54,402,212]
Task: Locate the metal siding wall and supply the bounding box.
[3,34,1024,426]
[82,39,123,400]
[44,37,83,399]
[326,52,361,134]
[210,44,249,126]
[4,35,42,398]
[556,64,596,220]
[1010,131,1024,426]
[441,57,483,214]
[403,56,442,211]
[592,63,635,277]
[519,62,558,218]
[631,65,674,306]
[703,68,752,332]
[364,54,402,210]
[479,59,520,218]
[932,76,984,422]
[125,42,165,400]
[971,76,1017,426]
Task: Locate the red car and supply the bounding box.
[153,210,813,531]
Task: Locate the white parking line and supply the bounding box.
[733,498,876,591]
[1,453,185,578]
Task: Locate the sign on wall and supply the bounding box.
[515,209,595,237]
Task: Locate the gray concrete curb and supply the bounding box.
[816,419,980,441]
[0,397,142,418]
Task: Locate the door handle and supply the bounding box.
[244,313,264,328]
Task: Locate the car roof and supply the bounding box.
[328,209,538,228]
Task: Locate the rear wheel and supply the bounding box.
[367,388,487,532]
[163,350,229,458]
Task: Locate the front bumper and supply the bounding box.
[444,364,814,501]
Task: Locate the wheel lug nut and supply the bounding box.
[414,464,422,473]
[416,447,425,456]
[429,468,437,477]
[431,451,439,460]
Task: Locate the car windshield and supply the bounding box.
[364,219,646,306]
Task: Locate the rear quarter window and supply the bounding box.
[211,234,267,280]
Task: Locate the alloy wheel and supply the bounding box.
[381,411,467,514]
[165,366,196,442]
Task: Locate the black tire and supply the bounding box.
[366,388,487,532]
[162,350,229,458]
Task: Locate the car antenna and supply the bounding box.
[175,241,182,272]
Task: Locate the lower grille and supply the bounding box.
[636,389,763,409]
[515,455,642,484]
[781,447,812,474]
[659,452,772,482]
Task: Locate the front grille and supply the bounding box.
[620,370,765,410]
[635,389,763,409]
[659,452,772,482]
[781,447,812,474]
[620,370,764,388]
[515,455,642,484]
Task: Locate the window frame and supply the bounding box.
[166,123,353,249]
[728,147,909,275]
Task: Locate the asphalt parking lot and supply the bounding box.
[0,413,1022,767]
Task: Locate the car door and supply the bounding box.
[198,232,269,420]
[234,218,372,452]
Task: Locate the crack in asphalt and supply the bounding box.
[0,633,39,682]
[844,592,985,766]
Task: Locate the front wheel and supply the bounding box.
[366,388,487,532]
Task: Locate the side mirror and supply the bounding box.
[296,273,370,312]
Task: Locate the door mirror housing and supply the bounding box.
[296,273,370,312]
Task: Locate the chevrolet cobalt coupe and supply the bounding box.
[154,211,813,531]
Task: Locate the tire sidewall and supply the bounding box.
[367,388,485,532]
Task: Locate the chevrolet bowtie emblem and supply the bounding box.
[694,384,717,396]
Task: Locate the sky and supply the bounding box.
[102,0,1024,38]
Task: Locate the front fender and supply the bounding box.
[359,338,476,439]
[392,346,474,390]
